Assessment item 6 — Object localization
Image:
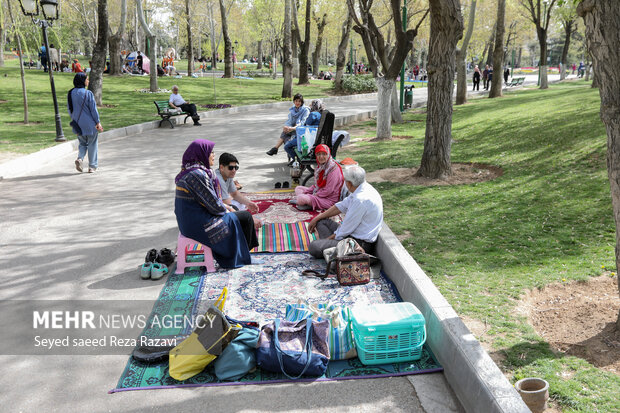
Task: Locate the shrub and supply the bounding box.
[338,74,377,93]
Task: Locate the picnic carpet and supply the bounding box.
[111,253,442,393]
[248,192,321,224]
[250,222,317,253]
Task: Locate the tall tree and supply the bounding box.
[0,3,5,67]
[578,0,620,330]
[312,12,327,77]
[558,2,577,80]
[136,0,157,92]
[520,0,557,89]
[293,0,312,84]
[257,39,263,69]
[334,10,352,92]
[489,0,506,98]
[108,0,127,76]
[416,0,464,178]
[219,0,233,78]
[7,0,27,123]
[89,0,109,106]
[186,0,194,76]
[455,0,477,105]
[348,0,429,139]
[282,0,293,97]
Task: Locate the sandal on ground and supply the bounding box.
[282,181,290,188]
[150,263,168,280]
[156,248,175,267]
[145,248,157,263]
[140,263,153,279]
[275,182,282,189]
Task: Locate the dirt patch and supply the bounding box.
[0,100,8,104]
[369,135,415,142]
[395,230,411,242]
[366,163,503,186]
[518,275,620,375]
[101,104,117,108]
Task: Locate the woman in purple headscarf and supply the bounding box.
[175,139,259,268]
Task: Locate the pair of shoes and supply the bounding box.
[88,167,97,173]
[75,159,83,173]
[275,182,281,189]
[266,147,278,156]
[296,204,311,211]
[145,248,175,266]
[282,181,290,189]
[194,122,202,126]
[141,262,169,280]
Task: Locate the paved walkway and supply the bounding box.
[0,92,468,412]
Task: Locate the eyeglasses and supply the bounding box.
[227,165,239,171]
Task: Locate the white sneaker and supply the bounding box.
[88,167,97,173]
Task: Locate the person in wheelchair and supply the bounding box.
[289,144,343,211]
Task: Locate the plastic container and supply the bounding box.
[351,302,426,365]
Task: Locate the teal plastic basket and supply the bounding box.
[351,302,427,365]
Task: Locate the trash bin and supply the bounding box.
[404,86,414,108]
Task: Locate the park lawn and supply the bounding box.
[0,59,333,155]
[340,81,620,412]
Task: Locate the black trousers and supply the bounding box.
[473,79,480,91]
[180,103,200,122]
[233,211,259,251]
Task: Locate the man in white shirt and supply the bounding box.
[169,85,201,126]
[216,153,259,213]
[308,165,383,257]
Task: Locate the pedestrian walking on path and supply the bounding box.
[68,73,103,173]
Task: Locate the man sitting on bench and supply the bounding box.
[169,85,201,126]
[307,165,383,257]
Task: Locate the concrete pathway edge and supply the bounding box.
[0,93,378,180]
[376,223,530,413]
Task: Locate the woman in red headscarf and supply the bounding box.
[291,144,344,211]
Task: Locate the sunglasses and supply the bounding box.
[227,165,239,171]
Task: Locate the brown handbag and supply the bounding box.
[302,238,373,286]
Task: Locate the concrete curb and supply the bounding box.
[0,93,378,180]
[376,223,529,413]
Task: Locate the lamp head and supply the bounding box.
[41,0,59,20]
[19,0,39,16]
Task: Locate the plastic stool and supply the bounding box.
[175,233,217,274]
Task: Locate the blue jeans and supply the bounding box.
[284,137,298,160]
[77,132,98,168]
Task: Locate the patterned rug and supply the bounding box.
[251,222,317,253]
[111,253,443,392]
[247,192,320,224]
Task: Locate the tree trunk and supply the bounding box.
[186,0,193,76]
[219,0,233,78]
[375,77,394,139]
[282,0,293,98]
[207,2,217,70]
[417,0,463,179]
[578,0,620,330]
[257,40,263,69]
[334,12,352,92]
[0,24,5,67]
[296,0,312,84]
[108,0,126,76]
[481,24,495,67]
[489,0,505,98]
[136,0,157,92]
[560,19,573,80]
[538,29,548,89]
[7,1,27,123]
[391,83,402,124]
[89,0,109,106]
[456,0,477,105]
[312,13,327,77]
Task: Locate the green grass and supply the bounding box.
[0,57,333,154]
[340,82,620,412]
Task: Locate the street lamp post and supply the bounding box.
[19,0,65,142]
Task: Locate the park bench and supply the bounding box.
[154,100,191,129]
[505,76,525,88]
